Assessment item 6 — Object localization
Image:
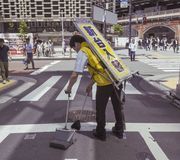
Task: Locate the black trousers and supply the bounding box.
[96,84,124,134]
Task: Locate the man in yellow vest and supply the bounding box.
[65,35,124,141]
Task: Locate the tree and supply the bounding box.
[112,24,123,47]
[112,24,123,36]
[18,20,28,41]
[8,22,14,32]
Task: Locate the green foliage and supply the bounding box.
[18,20,28,40]
[8,22,14,32]
[112,24,123,36]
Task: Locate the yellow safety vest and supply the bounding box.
[80,42,112,86]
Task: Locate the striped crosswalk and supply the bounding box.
[20,76,62,101]
[1,75,143,103]
[139,59,180,72]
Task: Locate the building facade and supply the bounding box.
[116,0,180,41]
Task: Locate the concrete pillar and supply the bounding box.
[0,23,4,33]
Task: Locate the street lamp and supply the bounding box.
[60,10,64,55]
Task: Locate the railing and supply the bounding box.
[118,8,180,22]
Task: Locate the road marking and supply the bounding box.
[0,82,35,104]
[163,70,179,72]
[139,59,180,73]
[56,75,82,100]
[31,61,60,75]
[0,122,180,160]
[140,131,168,160]
[20,76,61,101]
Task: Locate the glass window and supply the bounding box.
[37,11,43,15]
[53,1,58,5]
[44,9,51,12]
[44,14,51,17]
[44,4,51,7]
[53,6,58,10]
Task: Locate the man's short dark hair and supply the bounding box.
[69,35,86,48]
[0,38,4,42]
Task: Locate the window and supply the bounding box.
[36,1,42,5]
[53,6,58,10]
[4,5,9,8]
[3,0,9,3]
[81,11,85,14]
[12,12,15,15]
[44,9,51,12]
[53,1,58,5]
[11,7,15,11]
[31,4,35,7]
[60,4,64,7]
[31,14,35,18]
[31,9,35,12]
[37,6,42,10]
[44,0,50,2]
[37,11,43,15]
[81,6,85,9]
[4,10,9,13]
[44,14,51,17]
[86,13,91,17]
[4,15,10,18]
[53,11,59,15]
[44,4,51,7]
[10,2,15,5]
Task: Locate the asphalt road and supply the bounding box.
[0,59,180,160]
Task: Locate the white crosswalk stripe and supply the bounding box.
[56,75,82,100]
[0,82,35,104]
[139,59,180,72]
[1,76,142,104]
[20,76,62,101]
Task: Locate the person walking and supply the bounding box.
[65,35,124,141]
[0,38,11,84]
[23,38,35,70]
[129,39,137,61]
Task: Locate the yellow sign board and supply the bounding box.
[74,19,131,85]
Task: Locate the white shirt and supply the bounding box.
[74,50,88,73]
[129,42,137,52]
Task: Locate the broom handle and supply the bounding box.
[79,94,88,120]
[65,93,71,130]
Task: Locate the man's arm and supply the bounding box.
[65,71,79,94]
[86,79,95,95]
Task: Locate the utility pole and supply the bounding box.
[128,0,132,56]
[128,0,132,45]
[103,0,108,39]
[61,10,64,55]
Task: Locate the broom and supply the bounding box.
[71,94,88,130]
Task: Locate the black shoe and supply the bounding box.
[24,67,28,70]
[92,129,106,141]
[112,127,123,139]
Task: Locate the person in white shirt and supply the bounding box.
[129,39,137,61]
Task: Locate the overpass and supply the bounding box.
[117,7,180,41]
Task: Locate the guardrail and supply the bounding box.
[118,8,180,23]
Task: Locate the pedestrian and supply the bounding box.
[129,39,137,61]
[0,38,11,84]
[65,35,124,141]
[23,38,35,70]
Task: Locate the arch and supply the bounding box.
[143,25,175,40]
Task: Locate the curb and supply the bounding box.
[0,80,17,91]
[137,74,180,108]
